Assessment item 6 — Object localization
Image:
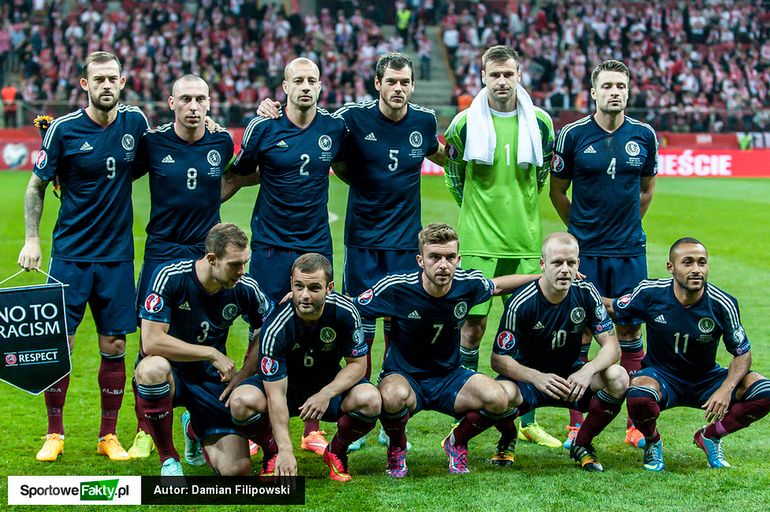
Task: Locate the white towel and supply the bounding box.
[463,84,543,168]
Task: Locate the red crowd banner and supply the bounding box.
[2,128,770,177]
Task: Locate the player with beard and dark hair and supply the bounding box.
[18,51,149,463]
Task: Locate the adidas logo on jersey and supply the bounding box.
[654,314,666,324]
[364,132,377,142]
[408,310,421,319]
[276,140,288,148]
[80,141,93,151]
[583,145,596,154]
[292,343,302,351]
[533,321,545,330]
[179,301,190,311]
[162,154,175,163]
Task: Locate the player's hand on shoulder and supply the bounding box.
[18,238,42,271]
[204,116,227,133]
[256,99,281,119]
[532,372,571,400]
[275,451,297,477]
[211,350,236,381]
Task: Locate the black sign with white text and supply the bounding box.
[0,283,70,394]
[141,476,306,505]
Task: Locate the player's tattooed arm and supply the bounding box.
[702,351,751,423]
[18,173,49,270]
[549,176,572,226]
[640,175,656,218]
[491,274,541,295]
[426,141,445,166]
[602,297,616,318]
[264,378,298,476]
[492,352,571,400]
[331,161,351,184]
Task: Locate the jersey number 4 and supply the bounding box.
[607,158,616,179]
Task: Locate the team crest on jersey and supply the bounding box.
[318,135,332,151]
[552,154,564,173]
[144,293,164,313]
[625,141,640,156]
[570,307,586,324]
[446,143,459,160]
[409,131,423,148]
[454,301,468,319]
[320,327,337,345]
[222,304,238,321]
[617,294,632,309]
[496,331,515,351]
[358,289,374,305]
[207,150,221,166]
[35,150,48,169]
[698,317,715,334]
[122,134,135,151]
[260,356,279,376]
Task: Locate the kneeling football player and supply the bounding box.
[491,233,628,472]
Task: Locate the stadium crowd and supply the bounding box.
[1,0,401,126]
[2,0,770,132]
[442,0,770,132]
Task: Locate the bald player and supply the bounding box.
[129,74,234,459]
[226,58,349,454]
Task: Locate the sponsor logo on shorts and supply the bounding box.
[260,356,279,376]
[35,150,48,169]
[409,131,423,148]
[454,301,467,319]
[625,141,640,156]
[357,289,374,305]
[121,134,135,151]
[698,317,715,333]
[207,150,221,166]
[318,135,332,151]
[496,331,515,351]
[617,294,632,309]
[222,304,238,321]
[144,293,164,313]
[570,307,586,324]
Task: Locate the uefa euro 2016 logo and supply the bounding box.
[144,294,164,313]
[496,331,515,351]
[260,356,279,376]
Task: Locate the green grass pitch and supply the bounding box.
[0,171,769,511]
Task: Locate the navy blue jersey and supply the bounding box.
[355,269,494,377]
[34,105,150,262]
[135,124,234,261]
[336,101,439,250]
[613,279,751,380]
[552,115,657,257]
[258,292,367,391]
[493,280,614,376]
[232,109,347,254]
[139,259,273,381]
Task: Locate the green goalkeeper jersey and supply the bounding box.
[444,107,554,258]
